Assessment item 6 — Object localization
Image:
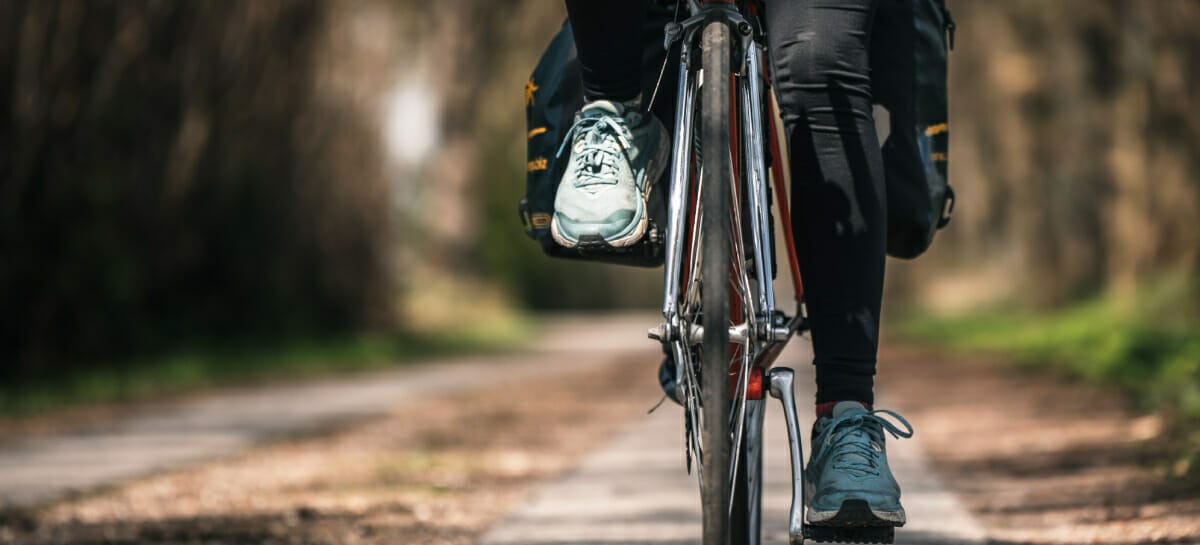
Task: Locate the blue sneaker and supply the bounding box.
[551,100,668,249]
[805,401,914,527]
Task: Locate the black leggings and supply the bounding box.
[564,0,647,102]
[565,0,885,405]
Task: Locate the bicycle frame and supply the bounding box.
[657,4,802,364]
[649,2,811,544]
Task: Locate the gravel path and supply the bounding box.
[10,310,1183,545]
[479,340,987,545]
[5,312,1186,545]
[0,314,659,509]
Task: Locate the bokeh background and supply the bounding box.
[1,1,1197,432]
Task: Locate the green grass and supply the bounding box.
[899,276,1200,421]
[899,276,1200,476]
[0,317,533,417]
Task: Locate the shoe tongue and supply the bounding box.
[581,99,622,117]
[831,401,869,418]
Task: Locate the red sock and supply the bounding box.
[816,401,872,417]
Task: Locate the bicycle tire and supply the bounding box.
[730,401,764,544]
[700,19,733,545]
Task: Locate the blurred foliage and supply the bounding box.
[900,274,1200,422]
[891,0,1200,309]
[0,2,395,379]
[0,316,530,416]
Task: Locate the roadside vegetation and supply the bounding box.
[0,317,531,417]
[900,276,1200,474]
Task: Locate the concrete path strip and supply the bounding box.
[479,341,987,545]
[0,313,661,509]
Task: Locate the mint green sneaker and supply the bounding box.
[805,401,915,527]
[551,100,669,249]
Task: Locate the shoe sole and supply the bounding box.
[806,499,906,528]
[551,200,648,249]
[551,122,670,250]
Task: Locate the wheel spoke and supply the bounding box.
[725,143,760,515]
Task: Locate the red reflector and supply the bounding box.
[748,366,765,400]
[731,366,766,400]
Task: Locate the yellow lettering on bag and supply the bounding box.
[525,79,539,107]
[530,213,551,229]
[924,123,949,137]
[528,157,548,172]
[528,127,547,139]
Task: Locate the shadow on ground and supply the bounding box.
[884,345,1200,545]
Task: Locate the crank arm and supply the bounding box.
[767,367,806,545]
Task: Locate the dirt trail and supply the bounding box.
[1,347,662,545]
[0,314,656,509]
[0,316,1196,545]
[883,345,1200,545]
[479,339,986,545]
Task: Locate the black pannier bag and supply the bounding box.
[518,5,679,268]
[871,0,957,259]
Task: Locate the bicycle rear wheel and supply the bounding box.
[699,19,733,545]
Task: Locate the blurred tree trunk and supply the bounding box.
[895,0,1200,310]
[0,1,396,376]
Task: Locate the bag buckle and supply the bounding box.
[937,186,955,229]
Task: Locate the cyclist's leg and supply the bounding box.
[564,0,646,104]
[766,0,913,527]
[767,0,883,408]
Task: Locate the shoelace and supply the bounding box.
[812,409,914,478]
[555,113,635,188]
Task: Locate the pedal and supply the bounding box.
[803,525,895,544]
[575,234,619,252]
[572,222,664,265]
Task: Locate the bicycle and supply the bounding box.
[646,1,898,544]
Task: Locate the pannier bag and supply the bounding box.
[871,0,957,259]
[518,5,679,268]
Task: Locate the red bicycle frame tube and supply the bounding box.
[762,67,805,302]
